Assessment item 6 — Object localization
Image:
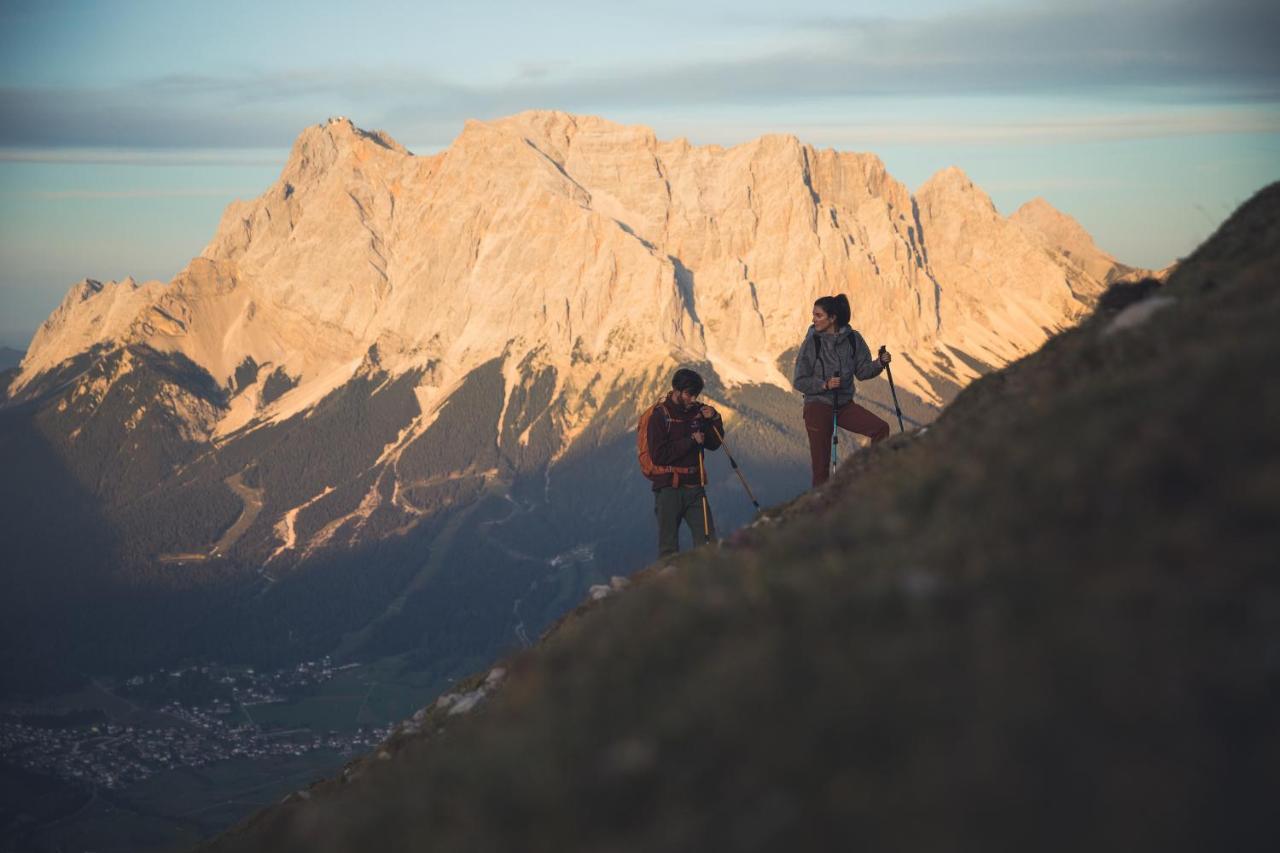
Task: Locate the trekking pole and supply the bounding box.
[831,390,839,476]
[710,424,760,511]
[879,346,906,433]
[698,450,711,540]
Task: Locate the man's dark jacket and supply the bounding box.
[643,394,723,490]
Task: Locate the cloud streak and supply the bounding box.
[0,0,1276,150]
[0,148,285,166]
[786,110,1280,146]
[22,188,258,200]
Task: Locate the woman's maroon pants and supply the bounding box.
[803,401,890,487]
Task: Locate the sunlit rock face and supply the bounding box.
[16,110,1131,422]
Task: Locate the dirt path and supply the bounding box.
[158,470,263,563]
[211,471,264,556]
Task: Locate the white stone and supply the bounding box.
[1104,296,1177,336]
[447,691,486,716]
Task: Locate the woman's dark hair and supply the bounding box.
[672,368,705,395]
[814,294,851,328]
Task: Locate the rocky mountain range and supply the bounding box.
[0,112,1144,693]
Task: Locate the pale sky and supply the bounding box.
[1,0,1277,348]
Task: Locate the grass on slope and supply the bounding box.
[202,184,1280,853]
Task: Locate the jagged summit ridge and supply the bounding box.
[1011,196,1131,286]
[15,111,1132,428]
[21,275,165,377]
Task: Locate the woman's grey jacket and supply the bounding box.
[792,324,884,407]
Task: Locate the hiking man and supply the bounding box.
[638,368,724,557]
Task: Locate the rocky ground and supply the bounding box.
[199,183,1279,852]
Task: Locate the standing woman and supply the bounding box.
[792,294,892,488]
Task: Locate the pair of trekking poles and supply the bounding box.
[687,416,758,545]
[703,345,906,515]
[687,419,758,543]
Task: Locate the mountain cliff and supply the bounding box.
[199,182,1280,853]
[14,112,1132,412]
[1,113,1138,693]
[1011,195,1156,286]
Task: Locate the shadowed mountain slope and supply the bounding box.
[199,182,1279,852]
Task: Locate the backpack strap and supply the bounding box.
[813,330,857,386]
[655,399,696,484]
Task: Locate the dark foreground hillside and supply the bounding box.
[202,184,1280,853]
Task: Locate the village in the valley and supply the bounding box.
[0,658,395,790]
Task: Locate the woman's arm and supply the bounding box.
[852,332,886,381]
[792,335,828,394]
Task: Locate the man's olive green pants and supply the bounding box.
[655,485,716,557]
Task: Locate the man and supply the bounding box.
[640,368,724,558]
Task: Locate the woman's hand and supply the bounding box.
[879,347,892,366]
[824,376,842,390]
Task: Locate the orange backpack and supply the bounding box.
[637,400,697,486]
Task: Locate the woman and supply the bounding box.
[792,294,892,487]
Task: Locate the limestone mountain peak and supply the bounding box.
[14,112,1135,424]
[921,164,974,187]
[1011,195,1118,282]
[1012,196,1098,240]
[1010,194,1170,290]
[1015,195,1059,214]
[917,165,995,211]
[21,275,165,380]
